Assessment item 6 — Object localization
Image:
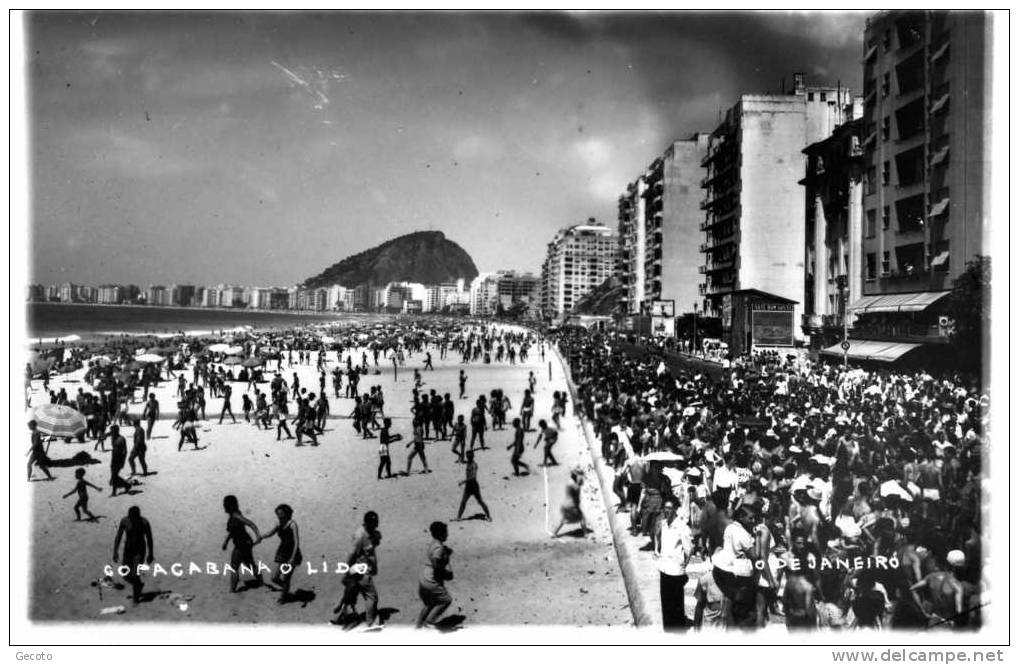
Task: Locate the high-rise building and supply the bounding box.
[469,273,500,317]
[59,282,80,303]
[700,73,857,351]
[617,179,646,315]
[800,116,865,349]
[846,11,990,352]
[619,134,711,317]
[146,285,167,306]
[540,218,618,320]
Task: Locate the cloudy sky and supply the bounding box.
[23,11,865,286]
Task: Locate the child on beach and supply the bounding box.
[378,418,401,480]
[406,418,431,474]
[451,415,467,464]
[63,468,100,521]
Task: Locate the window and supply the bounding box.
[882,161,890,185]
[866,166,877,195]
[883,30,891,51]
[881,251,891,275]
[895,146,925,186]
[882,73,891,97]
[866,210,877,237]
[807,92,814,101]
[820,92,827,102]
[882,206,891,229]
[882,116,891,140]
[866,253,877,279]
[895,194,925,233]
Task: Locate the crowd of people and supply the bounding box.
[554,327,987,631]
[28,319,595,630]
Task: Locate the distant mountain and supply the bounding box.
[302,231,479,288]
[572,276,624,316]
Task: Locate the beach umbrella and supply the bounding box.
[136,353,164,363]
[58,334,82,343]
[30,357,56,374]
[242,357,263,368]
[124,361,146,371]
[114,371,133,384]
[208,343,231,353]
[222,356,244,366]
[32,404,87,438]
[224,345,244,356]
[89,355,113,367]
[644,451,686,463]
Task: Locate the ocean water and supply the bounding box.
[25,303,383,340]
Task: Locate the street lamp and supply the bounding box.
[692,301,699,355]
[836,275,849,368]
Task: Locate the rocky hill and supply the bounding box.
[303,231,479,288]
[572,276,624,315]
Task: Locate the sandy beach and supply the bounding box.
[24,328,631,630]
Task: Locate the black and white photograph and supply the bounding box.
[8,7,1010,654]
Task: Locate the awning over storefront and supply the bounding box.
[848,291,951,314]
[930,146,949,167]
[929,197,950,217]
[820,340,922,362]
[930,93,950,115]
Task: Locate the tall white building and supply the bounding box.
[540,218,618,320]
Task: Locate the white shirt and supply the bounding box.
[713,465,738,490]
[656,517,693,576]
[712,523,755,577]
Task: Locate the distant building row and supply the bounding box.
[27,272,542,318]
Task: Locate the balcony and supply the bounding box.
[703,257,735,273]
[698,283,707,295]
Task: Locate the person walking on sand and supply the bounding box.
[63,468,100,521]
[551,467,588,537]
[113,506,154,604]
[416,521,454,630]
[507,418,531,476]
[332,511,382,628]
[128,419,148,476]
[108,425,134,496]
[219,384,237,424]
[378,418,401,480]
[258,503,302,604]
[221,495,264,593]
[458,370,467,399]
[406,418,431,474]
[142,393,159,440]
[533,419,559,467]
[27,420,54,482]
[469,398,488,451]
[455,450,492,522]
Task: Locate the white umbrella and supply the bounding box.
[224,345,244,355]
[208,343,230,353]
[320,336,336,344]
[879,480,913,502]
[137,353,164,363]
[645,451,685,463]
[58,334,82,342]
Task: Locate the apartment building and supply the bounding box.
[540,219,618,321]
[800,115,865,349]
[846,10,990,355]
[700,73,857,352]
[618,134,711,318]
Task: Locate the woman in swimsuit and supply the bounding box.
[260,503,302,603]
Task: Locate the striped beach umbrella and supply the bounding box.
[30,357,56,374]
[32,404,87,438]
